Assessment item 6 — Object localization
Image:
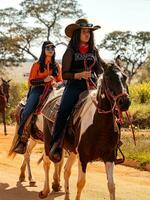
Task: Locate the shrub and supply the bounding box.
[4,81,28,124]
[129,82,150,104]
[123,82,150,128]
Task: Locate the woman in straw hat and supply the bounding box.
[49,18,107,162]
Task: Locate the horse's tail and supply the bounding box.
[37,153,44,165]
[8,123,19,159]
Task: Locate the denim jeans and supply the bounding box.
[51,79,87,143]
[18,86,44,137]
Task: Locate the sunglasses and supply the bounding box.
[45,46,55,52]
[79,22,93,28]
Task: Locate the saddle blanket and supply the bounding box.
[41,89,97,125]
[41,87,64,122]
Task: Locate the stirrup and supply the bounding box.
[114,146,125,165]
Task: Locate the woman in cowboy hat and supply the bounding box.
[49,18,107,162]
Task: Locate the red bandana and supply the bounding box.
[79,44,89,54]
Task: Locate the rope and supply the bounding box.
[125,111,136,146]
[34,82,52,115]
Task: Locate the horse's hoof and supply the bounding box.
[52,183,61,192]
[29,180,36,187]
[39,191,48,199]
[64,193,70,200]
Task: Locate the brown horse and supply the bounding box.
[0,78,11,135]
[40,62,131,200]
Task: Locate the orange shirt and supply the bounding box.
[29,62,63,86]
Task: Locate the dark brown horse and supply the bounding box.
[39,62,131,200]
[0,78,11,135]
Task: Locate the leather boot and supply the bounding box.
[14,138,27,154]
[49,140,62,163]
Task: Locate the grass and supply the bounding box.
[120,130,150,165]
[123,103,150,129]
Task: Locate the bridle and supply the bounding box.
[96,76,129,115]
[95,73,136,145]
[84,57,136,145]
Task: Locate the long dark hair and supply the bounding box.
[68,29,95,52]
[38,41,58,76]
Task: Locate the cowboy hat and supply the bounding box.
[65,18,101,38]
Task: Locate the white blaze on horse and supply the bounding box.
[40,62,131,200]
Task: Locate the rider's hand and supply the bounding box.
[74,71,91,80]
[44,75,54,83]
[51,80,58,88]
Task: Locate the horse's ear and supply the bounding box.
[8,79,11,83]
[115,55,123,68]
[102,63,108,72]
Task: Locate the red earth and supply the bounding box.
[0,125,150,200]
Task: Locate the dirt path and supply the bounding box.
[0,125,150,200]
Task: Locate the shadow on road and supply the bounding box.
[0,181,65,200]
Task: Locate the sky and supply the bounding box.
[0,0,150,60]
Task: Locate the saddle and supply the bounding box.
[16,87,64,143]
[42,90,95,152]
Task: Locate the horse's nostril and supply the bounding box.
[118,99,123,105]
[117,97,131,111]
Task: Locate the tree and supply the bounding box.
[20,0,84,41]
[0,0,84,67]
[99,31,150,82]
[0,8,26,66]
[138,54,150,82]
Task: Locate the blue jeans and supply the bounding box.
[51,79,87,143]
[18,86,45,137]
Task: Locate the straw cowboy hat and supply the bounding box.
[65,18,101,38]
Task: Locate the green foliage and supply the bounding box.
[123,82,150,129]
[99,31,150,82]
[121,133,150,164]
[128,104,150,129]
[4,81,28,124]
[0,0,84,67]
[129,82,150,104]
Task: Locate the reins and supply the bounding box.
[34,81,53,115]
[84,59,136,146]
[84,57,97,90]
[97,78,136,145]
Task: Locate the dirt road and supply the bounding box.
[0,125,150,200]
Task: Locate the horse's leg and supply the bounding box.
[19,158,26,182]
[19,138,37,186]
[52,150,64,192]
[26,139,37,186]
[2,111,7,135]
[75,158,86,200]
[64,152,76,200]
[39,153,51,198]
[105,162,115,200]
